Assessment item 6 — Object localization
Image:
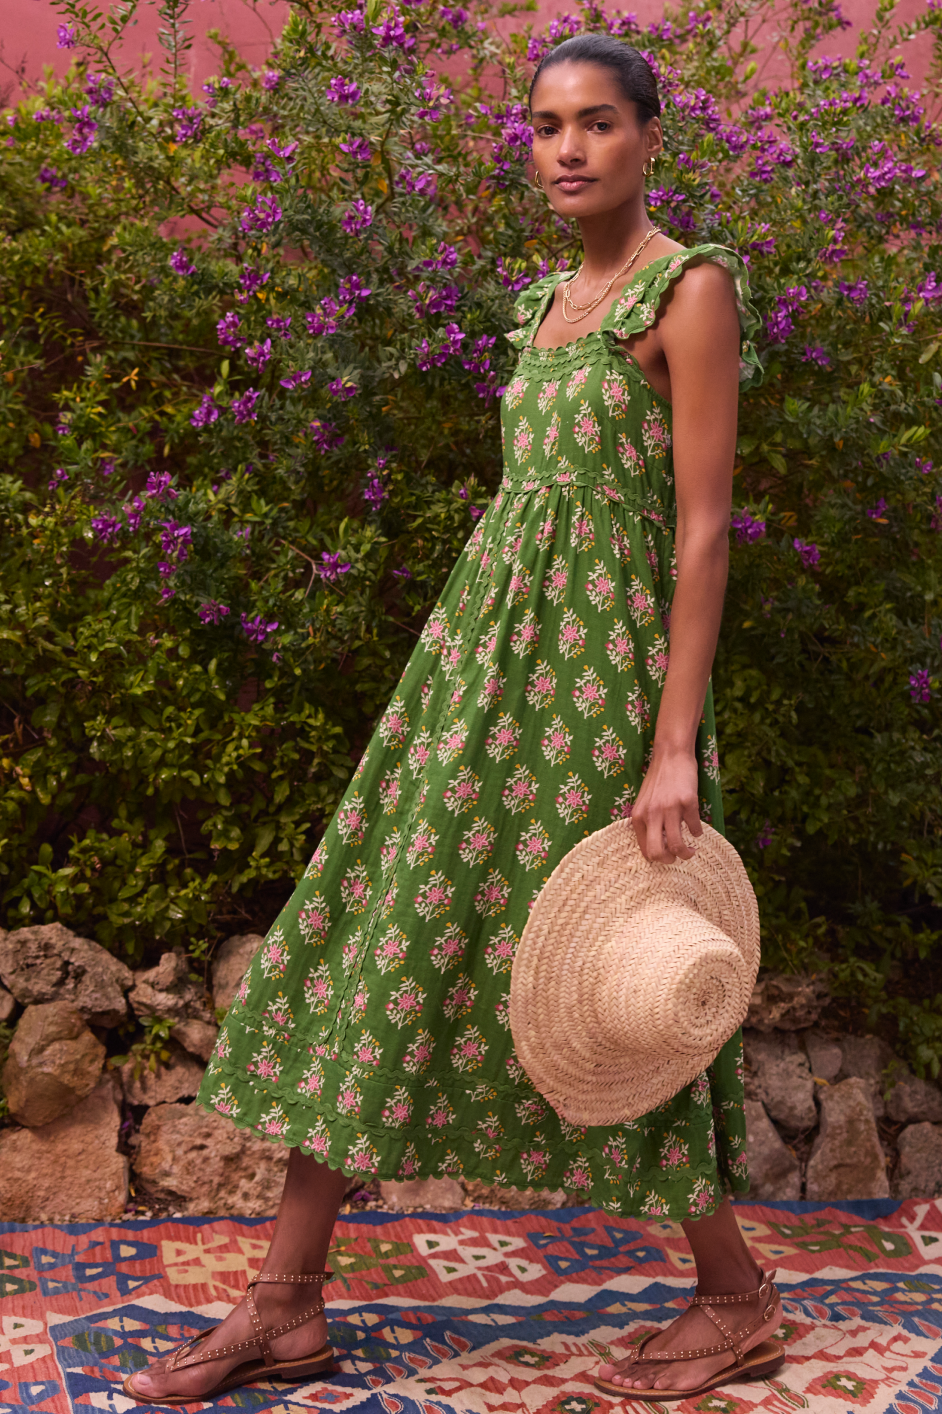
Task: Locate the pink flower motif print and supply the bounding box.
[348,1134,380,1175]
[351,1029,383,1067]
[475,627,498,666]
[687,1175,716,1216]
[443,766,481,816]
[247,1040,281,1084]
[505,374,529,409]
[541,714,572,766]
[385,975,426,1028]
[537,379,559,412]
[451,1024,488,1073]
[573,402,601,456]
[430,923,467,971]
[262,995,294,1038]
[420,607,449,656]
[484,712,520,762]
[414,871,454,920]
[259,927,289,979]
[691,1073,711,1106]
[586,563,616,612]
[542,555,569,606]
[378,765,402,815]
[301,1117,331,1159]
[211,1082,241,1118]
[437,719,468,764]
[335,1072,362,1117]
[441,633,463,680]
[402,1029,435,1074]
[379,832,400,875]
[337,792,367,845]
[427,1090,457,1129]
[236,975,251,1006]
[303,839,328,880]
[516,1095,547,1124]
[484,923,518,973]
[406,820,439,868]
[660,1130,690,1171]
[349,981,369,1022]
[525,659,556,708]
[534,513,557,549]
[382,1085,414,1127]
[397,1142,421,1179]
[563,1157,593,1191]
[703,733,721,783]
[512,417,534,463]
[645,632,670,686]
[591,726,626,778]
[558,608,586,660]
[501,764,538,814]
[609,784,637,819]
[601,372,631,418]
[642,407,671,459]
[374,924,408,974]
[509,609,540,657]
[443,974,477,1020]
[340,862,371,913]
[543,412,560,457]
[304,960,333,1014]
[381,881,398,917]
[610,523,632,562]
[473,868,510,917]
[458,818,496,865]
[408,728,433,779]
[507,560,531,607]
[555,772,591,824]
[476,665,506,709]
[569,511,595,552]
[616,432,645,477]
[493,997,510,1031]
[256,1103,289,1139]
[299,896,330,946]
[519,1135,550,1181]
[501,531,524,566]
[297,1057,324,1098]
[565,365,590,400]
[625,685,651,733]
[516,821,551,872]
[572,666,606,718]
[378,696,409,747]
[605,619,635,672]
[627,575,656,627]
[610,280,644,329]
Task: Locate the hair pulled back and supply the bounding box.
[528,34,661,125]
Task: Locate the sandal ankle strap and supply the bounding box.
[613,1269,780,1370]
[169,1269,333,1373]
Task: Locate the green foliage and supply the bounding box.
[109,1014,175,1077]
[1,0,941,1063]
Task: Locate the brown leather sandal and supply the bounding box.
[122,1270,335,1406]
[593,1267,785,1403]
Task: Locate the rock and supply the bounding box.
[212,934,263,1015]
[379,1177,465,1212]
[0,983,15,1022]
[743,1030,817,1133]
[803,1030,843,1084]
[746,972,830,1032]
[885,1072,942,1126]
[129,952,215,1030]
[744,1099,801,1200]
[806,1077,890,1200]
[893,1122,942,1199]
[462,1180,567,1210]
[0,923,132,1027]
[1,1002,105,1127]
[134,1102,288,1215]
[0,1077,127,1220]
[120,1042,205,1106]
[837,1034,897,1120]
[171,1018,219,1062]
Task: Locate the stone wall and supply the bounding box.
[1,928,941,1220]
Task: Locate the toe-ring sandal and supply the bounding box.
[594,1267,785,1403]
[122,1269,335,1405]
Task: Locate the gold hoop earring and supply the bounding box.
[642,155,657,178]
[533,170,545,191]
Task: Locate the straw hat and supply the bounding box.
[509,819,759,1127]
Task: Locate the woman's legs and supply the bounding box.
[129,1151,348,1401]
[598,1198,780,1393]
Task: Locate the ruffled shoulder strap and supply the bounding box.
[505,273,565,348]
[602,244,763,389]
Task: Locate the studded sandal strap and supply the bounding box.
[614,1269,780,1369]
[169,1270,333,1372]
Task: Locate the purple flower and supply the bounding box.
[326,77,361,106]
[91,514,122,543]
[328,378,357,400]
[262,70,281,91]
[146,471,177,501]
[173,107,202,142]
[246,338,272,373]
[57,24,77,48]
[363,473,387,507]
[416,322,465,371]
[217,312,244,348]
[392,563,412,579]
[372,5,416,50]
[85,73,114,108]
[469,505,483,521]
[338,275,371,305]
[99,458,115,477]
[232,388,261,423]
[866,498,888,521]
[65,106,98,156]
[461,334,497,376]
[309,419,344,453]
[916,458,934,476]
[160,586,176,602]
[918,272,942,302]
[199,600,230,625]
[334,10,366,35]
[158,520,193,563]
[237,265,271,303]
[124,495,146,533]
[239,194,282,235]
[440,4,469,22]
[38,165,67,190]
[909,669,931,704]
[409,282,461,319]
[318,551,352,582]
[495,258,531,293]
[191,393,220,428]
[339,135,371,162]
[341,199,373,235]
[730,509,766,544]
[838,278,869,303]
[266,315,292,339]
[765,285,809,344]
[794,537,820,569]
[802,345,831,368]
[48,467,69,490]
[170,247,196,276]
[458,486,469,500]
[755,821,774,849]
[397,168,438,199]
[420,242,459,273]
[279,370,311,390]
[33,108,63,124]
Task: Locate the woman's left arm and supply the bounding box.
[630,261,741,863]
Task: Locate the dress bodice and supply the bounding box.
[500,244,763,530]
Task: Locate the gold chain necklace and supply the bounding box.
[562,228,661,324]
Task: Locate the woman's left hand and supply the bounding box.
[631,745,703,863]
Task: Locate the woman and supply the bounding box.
[126,32,782,1407]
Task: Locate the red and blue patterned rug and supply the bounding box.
[2,1198,941,1413]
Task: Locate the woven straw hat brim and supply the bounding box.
[509,820,759,1127]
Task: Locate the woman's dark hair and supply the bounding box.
[528,34,661,124]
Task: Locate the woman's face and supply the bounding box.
[529,61,662,219]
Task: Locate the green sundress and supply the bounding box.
[198,242,764,1220]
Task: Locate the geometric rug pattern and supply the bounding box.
[3,1198,942,1414]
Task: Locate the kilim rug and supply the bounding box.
[2,1198,942,1414]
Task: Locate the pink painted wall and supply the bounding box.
[2,0,933,100]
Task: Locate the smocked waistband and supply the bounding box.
[500,464,676,529]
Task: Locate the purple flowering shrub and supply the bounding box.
[1,0,941,1064]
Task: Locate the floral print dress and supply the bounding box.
[198,243,764,1220]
